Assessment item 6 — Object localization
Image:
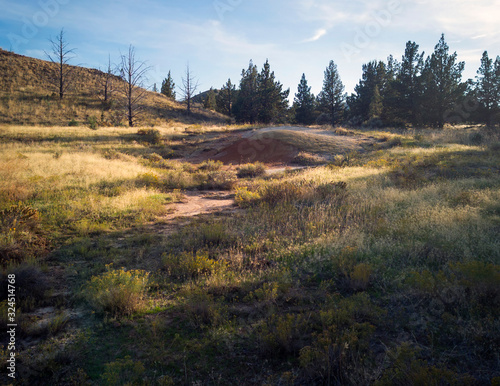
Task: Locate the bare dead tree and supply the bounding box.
[118,45,151,127]
[98,54,115,103]
[45,28,76,99]
[180,64,199,114]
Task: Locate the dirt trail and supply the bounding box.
[165,191,236,220]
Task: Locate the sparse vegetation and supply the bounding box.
[0,119,499,384]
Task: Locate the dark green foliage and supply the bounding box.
[233,60,289,124]
[160,71,176,100]
[203,87,217,110]
[317,60,345,125]
[216,78,236,116]
[421,34,466,128]
[475,51,500,126]
[293,73,315,125]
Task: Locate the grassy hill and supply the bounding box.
[0,48,228,126]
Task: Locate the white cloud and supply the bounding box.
[302,28,328,43]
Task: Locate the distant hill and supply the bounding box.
[0,48,228,126]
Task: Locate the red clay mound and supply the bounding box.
[209,137,298,165]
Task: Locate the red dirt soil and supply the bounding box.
[203,137,298,165]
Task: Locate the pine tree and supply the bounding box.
[475,51,499,126]
[348,61,387,123]
[257,59,290,124]
[397,41,425,124]
[293,73,315,125]
[204,87,217,110]
[161,71,176,100]
[421,34,466,128]
[216,78,236,116]
[369,85,383,119]
[233,61,259,123]
[317,60,345,125]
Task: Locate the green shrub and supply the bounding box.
[162,251,227,280]
[68,119,78,126]
[84,265,149,316]
[198,170,237,190]
[235,187,261,208]
[236,162,266,178]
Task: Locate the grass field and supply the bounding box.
[1,123,499,385]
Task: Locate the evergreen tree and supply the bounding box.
[233,60,259,123]
[317,60,345,125]
[397,41,425,124]
[421,34,466,128]
[257,59,290,124]
[293,73,315,125]
[161,71,176,100]
[475,51,499,126]
[204,88,217,110]
[216,78,236,116]
[369,85,383,119]
[348,61,387,123]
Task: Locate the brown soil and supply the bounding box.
[164,191,237,220]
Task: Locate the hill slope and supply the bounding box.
[0,48,228,126]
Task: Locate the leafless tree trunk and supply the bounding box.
[45,28,76,99]
[99,55,115,103]
[180,64,199,114]
[118,45,151,127]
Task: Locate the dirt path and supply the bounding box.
[165,191,236,220]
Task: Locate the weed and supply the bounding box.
[137,128,162,144]
[101,356,146,386]
[162,251,227,280]
[87,115,98,130]
[234,187,261,208]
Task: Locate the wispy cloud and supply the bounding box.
[302,28,327,43]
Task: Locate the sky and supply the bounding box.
[1,0,499,99]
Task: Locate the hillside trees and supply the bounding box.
[161,71,176,100]
[118,45,151,127]
[45,28,76,99]
[293,73,315,125]
[317,60,345,125]
[233,61,259,123]
[204,87,217,110]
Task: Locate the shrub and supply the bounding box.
[236,162,266,178]
[468,131,483,145]
[199,170,237,190]
[68,119,78,127]
[83,265,149,317]
[198,160,223,172]
[235,187,261,208]
[349,263,373,291]
[162,251,227,280]
[87,116,98,130]
[137,128,162,144]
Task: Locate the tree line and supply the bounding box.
[45,29,499,128]
[206,34,500,128]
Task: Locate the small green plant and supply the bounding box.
[349,263,373,291]
[68,118,79,126]
[83,265,149,317]
[198,160,223,172]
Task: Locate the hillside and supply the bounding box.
[0,48,228,126]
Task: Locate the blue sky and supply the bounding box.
[1,0,499,99]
